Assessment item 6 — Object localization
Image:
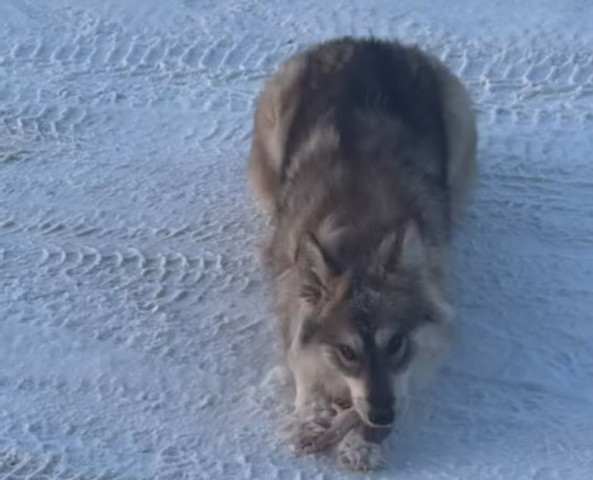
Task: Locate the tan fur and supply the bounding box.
[248,56,306,212]
[248,37,477,471]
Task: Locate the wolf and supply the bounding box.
[247,37,477,471]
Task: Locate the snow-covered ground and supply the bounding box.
[1,0,592,478]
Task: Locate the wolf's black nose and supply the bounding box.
[368,408,394,426]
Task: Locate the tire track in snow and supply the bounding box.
[1,24,593,146]
[1,103,88,139]
[2,241,259,368]
[0,448,65,480]
[34,244,254,308]
[5,24,296,75]
[0,367,215,480]
[0,208,263,261]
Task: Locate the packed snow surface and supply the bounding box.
[1,0,592,478]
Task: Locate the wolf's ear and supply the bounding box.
[376,221,424,272]
[298,232,339,303]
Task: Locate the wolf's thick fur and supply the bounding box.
[248,37,476,471]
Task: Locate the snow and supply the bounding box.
[1,0,592,478]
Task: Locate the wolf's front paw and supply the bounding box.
[337,429,385,471]
[281,401,336,453]
[281,414,332,453]
[294,417,332,453]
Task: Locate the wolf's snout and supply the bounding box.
[365,382,395,426]
[355,396,395,427]
[367,407,395,426]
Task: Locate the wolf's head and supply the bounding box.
[294,220,451,427]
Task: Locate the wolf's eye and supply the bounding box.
[338,345,357,362]
[386,333,406,357]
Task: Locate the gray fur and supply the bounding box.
[248,36,477,471]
